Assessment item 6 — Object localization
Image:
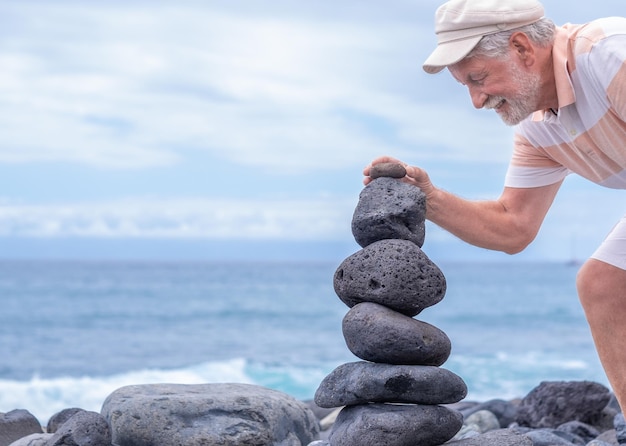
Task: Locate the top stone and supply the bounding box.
[369,162,407,179]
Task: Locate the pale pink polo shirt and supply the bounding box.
[505,17,626,189]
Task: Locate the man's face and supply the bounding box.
[448,53,542,126]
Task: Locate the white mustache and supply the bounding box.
[484,96,505,110]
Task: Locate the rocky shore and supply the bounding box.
[1,379,624,446]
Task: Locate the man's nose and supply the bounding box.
[469,87,488,109]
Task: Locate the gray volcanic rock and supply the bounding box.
[47,411,112,446]
[314,361,466,408]
[46,408,85,433]
[615,413,626,444]
[101,383,319,446]
[6,434,52,446]
[446,428,533,445]
[334,239,446,316]
[329,403,462,446]
[460,398,519,428]
[557,420,601,444]
[342,302,451,365]
[351,177,426,248]
[516,381,612,429]
[0,410,43,446]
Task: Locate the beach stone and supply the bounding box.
[523,428,582,445]
[446,428,533,445]
[452,424,482,440]
[314,361,466,408]
[588,440,618,446]
[46,408,85,433]
[369,162,407,179]
[460,398,519,428]
[329,403,462,446]
[464,410,500,433]
[351,177,425,248]
[101,383,319,446]
[0,410,43,446]
[46,410,111,446]
[342,302,451,365]
[516,381,612,428]
[615,413,626,444]
[334,239,446,316]
[7,433,53,446]
[557,420,601,444]
[592,404,621,433]
[595,428,619,445]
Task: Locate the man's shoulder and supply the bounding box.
[564,17,626,47]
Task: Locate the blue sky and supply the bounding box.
[0,0,624,262]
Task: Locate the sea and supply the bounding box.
[0,259,609,424]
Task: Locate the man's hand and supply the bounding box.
[363,156,437,200]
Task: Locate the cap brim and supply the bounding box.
[422,36,482,74]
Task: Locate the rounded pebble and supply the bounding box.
[370,162,407,179]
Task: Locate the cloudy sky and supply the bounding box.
[0,0,623,262]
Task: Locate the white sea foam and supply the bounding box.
[0,358,255,425]
[446,350,610,403]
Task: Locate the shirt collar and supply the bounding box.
[531,26,576,122]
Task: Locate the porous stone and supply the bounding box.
[516,381,612,428]
[46,408,85,433]
[101,383,319,446]
[446,428,533,445]
[47,411,111,446]
[342,302,451,365]
[0,410,43,446]
[329,403,462,446]
[369,162,407,179]
[351,177,426,248]
[314,361,466,408]
[334,239,446,316]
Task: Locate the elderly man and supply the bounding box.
[365,0,626,409]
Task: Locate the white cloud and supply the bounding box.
[0,1,519,172]
[0,197,356,240]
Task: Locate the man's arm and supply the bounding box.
[364,156,563,254]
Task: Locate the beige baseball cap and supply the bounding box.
[423,0,545,74]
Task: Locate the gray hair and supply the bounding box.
[467,17,556,60]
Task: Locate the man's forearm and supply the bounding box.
[426,188,536,254]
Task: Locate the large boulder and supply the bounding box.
[342,302,451,365]
[334,239,446,316]
[516,381,612,428]
[351,177,426,248]
[0,410,42,446]
[101,383,319,446]
[314,361,466,407]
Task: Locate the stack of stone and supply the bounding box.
[313,163,467,446]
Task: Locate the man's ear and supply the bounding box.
[510,32,535,66]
